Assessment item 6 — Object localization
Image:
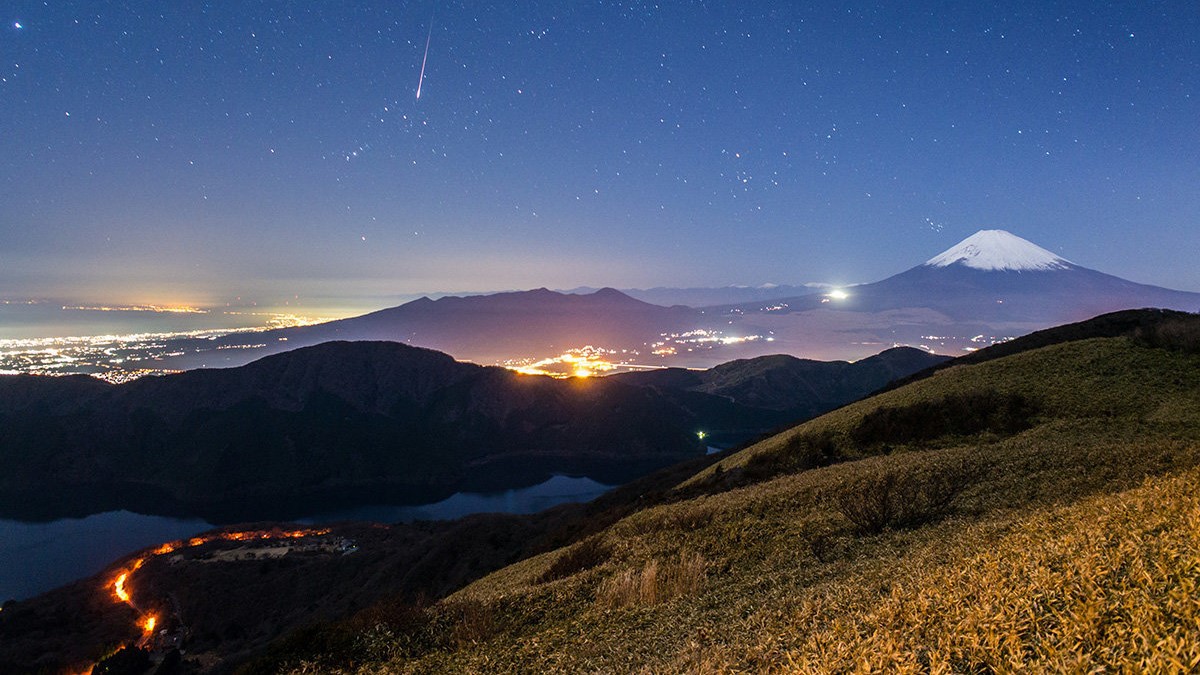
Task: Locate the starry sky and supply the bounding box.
[2,1,1198,317]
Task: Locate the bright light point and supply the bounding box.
[14,22,22,29]
[573,367,593,378]
[829,289,849,300]
[697,431,707,440]
[142,615,157,634]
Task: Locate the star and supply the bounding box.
[13,22,22,29]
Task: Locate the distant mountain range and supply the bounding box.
[124,230,1200,371]
[563,284,826,308]
[156,287,700,371]
[0,342,944,522]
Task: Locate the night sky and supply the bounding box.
[3,1,1198,317]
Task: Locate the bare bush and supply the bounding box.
[831,461,975,534]
[1132,316,1200,354]
[799,524,840,563]
[699,431,842,495]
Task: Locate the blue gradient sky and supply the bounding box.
[2,1,1197,316]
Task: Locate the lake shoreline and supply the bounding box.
[0,474,614,602]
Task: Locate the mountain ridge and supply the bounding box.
[0,341,942,522]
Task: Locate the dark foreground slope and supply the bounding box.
[242,312,1200,673]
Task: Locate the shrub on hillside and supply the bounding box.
[698,431,842,494]
[830,460,976,534]
[850,390,1038,448]
[760,430,842,474]
[1132,315,1200,354]
[237,597,437,673]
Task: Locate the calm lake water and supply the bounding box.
[0,475,612,602]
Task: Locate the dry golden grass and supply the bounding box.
[760,468,1200,673]
[596,552,707,610]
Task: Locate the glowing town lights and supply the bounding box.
[151,542,179,556]
[96,525,337,671]
[113,572,131,603]
[504,346,626,378]
[0,315,332,379]
[62,304,209,314]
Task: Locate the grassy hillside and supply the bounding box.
[248,334,1200,673]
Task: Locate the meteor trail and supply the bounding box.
[416,5,435,100]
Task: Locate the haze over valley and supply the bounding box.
[6,230,1197,383]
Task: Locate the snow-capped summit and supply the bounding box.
[924,229,1074,272]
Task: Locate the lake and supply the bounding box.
[0,475,612,602]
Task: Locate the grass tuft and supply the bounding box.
[596,552,707,610]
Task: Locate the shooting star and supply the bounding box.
[416,5,435,100]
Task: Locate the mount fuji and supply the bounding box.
[922,229,1074,271]
[717,230,1200,359]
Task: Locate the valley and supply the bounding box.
[1,309,1197,673]
[0,340,943,523]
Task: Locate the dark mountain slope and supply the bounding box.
[0,340,942,522]
[613,347,949,419]
[0,373,112,412]
[0,341,719,521]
